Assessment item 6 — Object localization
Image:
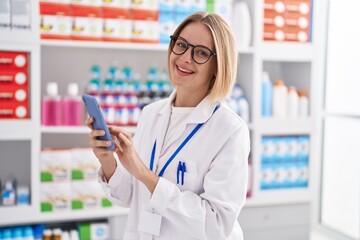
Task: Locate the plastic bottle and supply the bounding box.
[22,226,34,240]
[88,65,102,95]
[272,80,287,118]
[261,72,272,117]
[61,231,70,240]
[41,82,62,126]
[2,179,16,206]
[287,86,299,118]
[42,229,52,240]
[52,228,62,240]
[16,185,30,205]
[298,91,309,117]
[2,228,12,240]
[90,64,102,81]
[232,2,251,48]
[238,96,250,123]
[32,225,44,240]
[12,227,22,240]
[63,83,83,126]
[69,229,79,240]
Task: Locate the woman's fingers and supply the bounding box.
[118,132,132,146]
[85,117,94,130]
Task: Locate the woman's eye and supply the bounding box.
[197,49,210,58]
[177,41,187,49]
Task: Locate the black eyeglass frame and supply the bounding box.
[169,35,217,64]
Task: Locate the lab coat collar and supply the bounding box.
[158,89,219,125]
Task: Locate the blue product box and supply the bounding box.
[298,135,310,163]
[159,11,176,44]
[191,0,206,13]
[175,0,192,13]
[159,0,175,12]
[175,12,190,25]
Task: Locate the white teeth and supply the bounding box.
[178,66,193,73]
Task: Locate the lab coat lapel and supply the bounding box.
[161,95,219,153]
[151,91,175,172]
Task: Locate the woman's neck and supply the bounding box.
[173,90,207,107]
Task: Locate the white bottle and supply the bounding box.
[232,2,252,48]
[261,72,272,117]
[272,80,288,118]
[287,86,299,118]
[298,91,309,117]
[238,96,250,123]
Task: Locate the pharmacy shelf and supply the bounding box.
[0,31,39,44]
[0,205,129,226]
[256,118,313,135]
[0,120,39,140]
[258,42,316,61]
[41,40,168,51]
[41,39,255,54]
[41,126,137,134]
[245,188,311,207]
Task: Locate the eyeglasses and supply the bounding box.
[170,35,216,64]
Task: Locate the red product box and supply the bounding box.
[0,70,28,85]
[71,5,103,41]
[0,51,30,119]
[40,2,73,40]
[0,52,29,70]
[102,7,132,42]
[263,0,312,42]
[0,87,30,119]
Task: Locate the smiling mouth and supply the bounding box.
[177,65,194,74]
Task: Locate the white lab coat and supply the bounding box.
[99,90,250,240]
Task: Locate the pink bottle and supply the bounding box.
[42,82,62,126]
[63,83,83,126]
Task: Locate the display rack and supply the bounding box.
[0,1,323,238]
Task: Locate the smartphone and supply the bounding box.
[82,94,115,151]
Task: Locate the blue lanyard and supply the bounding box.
[149,103,220,177]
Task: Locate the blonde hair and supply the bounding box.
[167,12,238,102]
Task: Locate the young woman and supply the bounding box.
[86,12,250,240]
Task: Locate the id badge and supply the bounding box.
[138,210,162,236]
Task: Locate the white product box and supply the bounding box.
[71,0,102,6]
[0,0,11,30]
[102,0,131,9]
[71,181,104,209]
[103,18,132,41]
[71,148,100,181]
[40,15,72,37]
[40,149,71,182]
[11,0,31,31]
[40,182,71,212]
[72,16,103,39]
[131,20,159,43]
[131,0,158,10]
[91,223,109,240]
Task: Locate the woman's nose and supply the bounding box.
[179,47,193,63]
